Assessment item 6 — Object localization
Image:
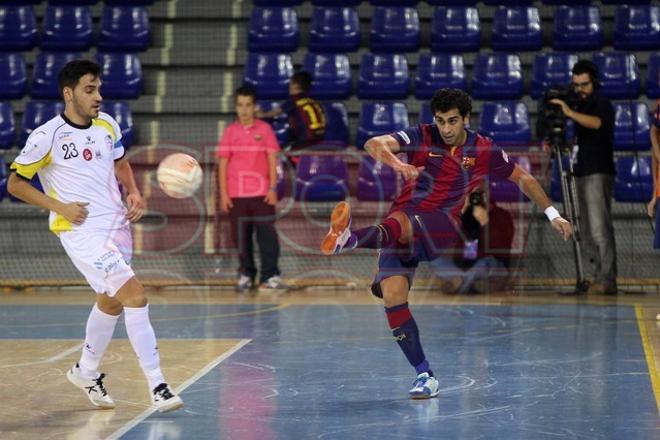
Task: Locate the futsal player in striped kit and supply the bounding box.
[321,89,573,399]
[7,60,183,412]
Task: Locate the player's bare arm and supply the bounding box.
[115,157,145,222]
[7,172,89,225]
[507,163,573,240]
[364,134,423,181]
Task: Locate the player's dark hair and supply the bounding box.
[291,71,312,93]
[572,59,601,90]
[430,88,472,118]
[235,85,257,103]
[58,60,101,97]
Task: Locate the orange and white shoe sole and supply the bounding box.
[320,201,351,255]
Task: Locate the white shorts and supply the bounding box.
[60,226,135,296]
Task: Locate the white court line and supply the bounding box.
[0,342,83,369]
[107,338,252,440]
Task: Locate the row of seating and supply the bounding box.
[255,1,654,6]
[245,51,660,101]
[0,52,143,100]
[0,5,150,52]
[2,1,154,5]
[0,100,134,149]
[250,5,660,53]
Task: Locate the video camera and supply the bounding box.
[536,85,577,148]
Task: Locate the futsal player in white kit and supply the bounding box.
[7,60,183,412]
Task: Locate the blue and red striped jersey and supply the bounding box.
[281,93,326,148]
[388,124,515,220]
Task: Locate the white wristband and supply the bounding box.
[544,206,561,222]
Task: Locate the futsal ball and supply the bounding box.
[156,153,203,199]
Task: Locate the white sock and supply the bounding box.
[124,304,166,390]
[78,304,120,379]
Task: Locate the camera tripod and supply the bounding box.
[552,142,589,295]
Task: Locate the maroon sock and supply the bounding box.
[352,217,402,249]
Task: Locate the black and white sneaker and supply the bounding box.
[66,363,115,409]
[152,383,184,413]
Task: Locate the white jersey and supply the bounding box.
[11,112,128,234]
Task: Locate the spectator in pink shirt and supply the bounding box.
[217,86,286,293]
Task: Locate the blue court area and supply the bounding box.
[1,301,658,439]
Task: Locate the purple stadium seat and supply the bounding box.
[255,0,302,5]
[258,101,289,147]
[478,101,531,147]
[244,53,293,100]
[553,6,603,51]
[312,0,359,5]
[415,53,467,99]
[531,53,578,99]
[370,0,418,5]
[430,7,480,53]
[294,155,349,202]
[613,102,650,151]
[369,7,420,53]
[304,53,351,100]
[357,155,397,202]
[100,101,135,148]
[0,102,16,149]
[96,53,143,99]
[647,53,660,99]
[98,6,150,52]
[483,0,532,4]
[248,7,299,53]
[357,53,409,100]
[356,102,409,149]
[0,53,27,100]
[105,0,153,5]
[592,52,640,99]
[31,52,80,99]
[428,1,476,4]
[50,0,99,4]
[309,7,360,53]
[471,53,523,100]
[41,5,93,51]
[614,156,653,202]
[20,101,65,146]
[321,102,350,148]
[489,156,530,202]
[491,6,542,51]
[0,5,38,51]
[613,5,660,50]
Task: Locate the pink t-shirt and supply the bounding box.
[217,119,280,198]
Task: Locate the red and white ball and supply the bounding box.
[156,153,203,199]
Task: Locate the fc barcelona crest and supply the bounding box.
[461,156,476,169]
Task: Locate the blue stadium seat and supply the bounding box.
[0,102,16,149]
[321,102,350,147]
[414,53,466,99]
[483,0,532,4]
[357,53,409,100]
[50,0,99,4]
[0,159,6,202]
[97,53,143,99]
[614,156,653,202]
[312,0,360,5]
[20,101,65,146]
[647,53,660,99]
[370,0,418,5]
[98,6,150,52]
[100,101,135,148]
[357,155,398,202]
[543,0,590,3]
[430,7,480,53]
[602,0,651,4]
[592,52,640,99]
[104,0,154,5]
[356,102,409,149]
[0,6,38,51]
[0,53,27,100]
[294,155,348,202]
[491,6,542,51]
[428,0,476,4]
[613,5,660,50]
[370,7,420,53]
[309,7,360,53]
[244,53,293,100]
[613,102,650,151]
[303,53,351,100]
[418,104,434,124]
[31,52,79,99]
[489,156,530,203]
[41,5,93,51]
[248,7,299,53]
[471,54,523,100]
[531,53,578,99]
[553,6,603,51]
[258,101,289,147]
[478,101,531,147]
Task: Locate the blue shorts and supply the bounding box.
[655,198,660,249]
[370,209,460,298]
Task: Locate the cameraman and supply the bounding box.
[431,187,514,294]
[546,60,617,295]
